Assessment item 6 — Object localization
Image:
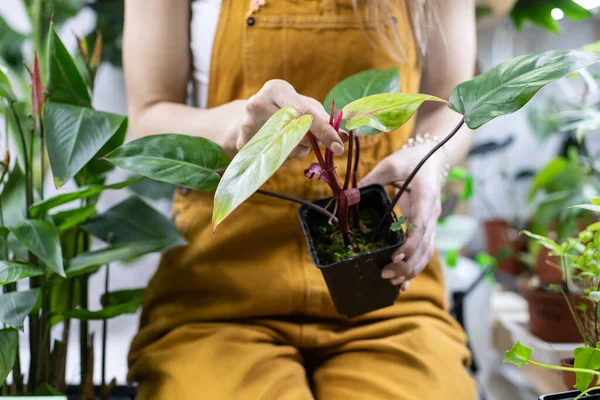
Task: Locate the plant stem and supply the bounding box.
[529,359,600,378]
[307,132,327,170]
[343,131,354,190]
[375,118,466,236]
[560,288,590,347]
[8,102,31,210]
[575,385,600,400]
[101,263,110,388]
[351,135,360,228]
[256,189,338,224]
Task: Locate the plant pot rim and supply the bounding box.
[299,183,405,269]
[517,276,579,299]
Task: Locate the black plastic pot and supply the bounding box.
[298,184,406,318]
[539,390,600,399]
[66,385,137,400]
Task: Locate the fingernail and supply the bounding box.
[401,281,411,291]
[331,142,344,155]
[391,276,406,286]
[381,269,396,279]
[393,253,406,264]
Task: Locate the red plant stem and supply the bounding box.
[307,132,327,170]
[256,189,338,224]
[374,118,466,236]
[343,131,354,190]
[351,135,360,228]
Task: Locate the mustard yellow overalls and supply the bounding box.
[128,1,476,398]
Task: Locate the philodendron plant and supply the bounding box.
[106,49,600,263]
[0,23,184,397]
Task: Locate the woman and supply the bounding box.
[124,0,477,399]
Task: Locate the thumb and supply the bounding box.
[359,158,400,188]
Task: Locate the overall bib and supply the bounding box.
[128,1,476,398]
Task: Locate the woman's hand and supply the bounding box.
[358,143,444,291]
[230,79,345,158]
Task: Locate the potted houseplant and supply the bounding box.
[103,49,600,318]
[0,22,183,399]
[506,200,600,398]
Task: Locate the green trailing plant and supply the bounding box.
[0,22,183,398]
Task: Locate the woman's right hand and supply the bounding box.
[227,79,345,159]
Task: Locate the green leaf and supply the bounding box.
[1,166,26,226]
[0,66,16,101]
[105,134,231,191]
[33,383,65,396]
[4,101,34,172]
[324,67,400,134]
[128,177,175,201]
[573,346,600,391]
[450,50,600,130]
[101,288,144,307]
[213,107,312,228]
[0,16,27,71]
[44,102,128,187]
[343,93,446,133]
[407,223,417,231]
[66,240,168,278]
[46,22,91,106]
[475,252,498,268]
[447,166,474,200]
[589,292,600,303]
[521,230,562,254]
[0,261,45,285]
[572,204,600,213]
[510,0,591,34]
[445,249,459,268]
[29,178,138,217]
[0,328,17,383]
[9,220,64,277]
[80,115,129,182]
[51,205,97,232]
[0,289,40,329]
[62,298,142,320]
[390,221,404,232]
[81,196,184,246]
[583,41,600,54]
[503,341,532,367]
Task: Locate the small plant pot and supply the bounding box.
[518,279,583,343]
[483,219,524,276]
[539,389,600,399]
[298,184,406,318]
[66,385,137,400]
[536,246,563,287]
[561,358,599,391]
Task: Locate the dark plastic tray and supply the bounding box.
[298,184,406,317]
[539,390,600,399]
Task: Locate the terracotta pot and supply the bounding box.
[484,219,525,276]
[537,246,563,286]
[519,280,583,343]
[561,358,598,390]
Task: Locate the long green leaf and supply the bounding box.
[51,205,97,232]
[0,328,17,383]
[0,289,40,330]
[324,67,400,134]
[44,102,128,187]
[450,50,600,129]
[343,93,445,133]
[510,0,591,33]
[9,219,64,277]
[573,345,600,391]
[81,196,184,246]
[101,288,144,307]
[62,299,141,320]
[46,22,91,106]
[1,166,26,226]
[572,204,600,213]
[0,261,45,285]
[0,66,16,101]
[29,178,138,217]
[213,107,312,228]
[105,134,231,191]
[66,240,168,278]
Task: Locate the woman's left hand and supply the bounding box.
[358,142,444,292]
